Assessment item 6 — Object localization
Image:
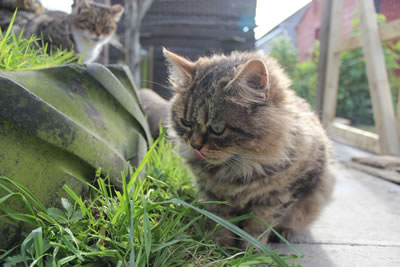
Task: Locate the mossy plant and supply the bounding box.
[0,131,301,266]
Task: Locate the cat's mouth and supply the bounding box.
[193,149,207,160]
[192,149,232,165]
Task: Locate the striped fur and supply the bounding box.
[165,49,336,248]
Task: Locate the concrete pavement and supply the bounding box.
[271,142,400,266]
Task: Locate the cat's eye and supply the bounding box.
[181,118,192,128]
[210,123,225,135]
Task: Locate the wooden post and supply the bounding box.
[102,0,111,64]
[316,0,333,119]
[322,0,344,128]
[125,0,154,88]
[397,95,400,139]
[148,46,154,89]
[357,0,400,155]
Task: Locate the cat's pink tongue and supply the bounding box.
[194,149,206,160]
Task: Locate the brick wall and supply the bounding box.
[380,0,400,22]
[296,0,322,61]
[296,0,400,61]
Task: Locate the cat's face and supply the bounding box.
[71,0,124,42]
[165,49,291,165]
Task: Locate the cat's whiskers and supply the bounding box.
[221,158,241,178]
[228,150,312,161]
[225,152,291,178]
[221,153,259,180]
[142,80,174,93]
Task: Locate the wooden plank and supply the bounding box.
[358,0,400,155]
[316,0,333,118]
[336,19,400,53]
[352,155,400,171]
[322,0,344,128]
[397,93,400,140]
[327,122,380,154]
[343,161,400,184]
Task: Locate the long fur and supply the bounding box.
[165,49,336,248]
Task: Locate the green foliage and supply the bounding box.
[0,10,78,72]
[335,13,400,126]
[336,48,374,125]
[0,131,301,266]
[268,37,298,76]
[268,37,318,108]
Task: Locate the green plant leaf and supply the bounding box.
[4,254,30,267]
[47,208,67,223]
[61,198,73,218]
[63,185,88,216]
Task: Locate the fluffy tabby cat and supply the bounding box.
[23,0,124,63]
[163,48,336,248]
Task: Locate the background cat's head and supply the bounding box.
[165,48,294,166]
[71,0,124,42]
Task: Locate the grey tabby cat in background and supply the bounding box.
[23,0,124,63]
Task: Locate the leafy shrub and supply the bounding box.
[268,37,318,108]
[336,48,374,125]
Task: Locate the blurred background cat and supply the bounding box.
[19,0,124,62]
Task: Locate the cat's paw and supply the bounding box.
[212,228,237,248]
[268,227,293,243]
[239,234,270,252]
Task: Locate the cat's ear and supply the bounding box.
[226,59,270,103]
[76,0,91,7]
[235,59,269,93]
[163,47,195,86]
[111,4,124,22]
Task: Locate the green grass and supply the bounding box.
[0,10,78,72]
[0,131,302,266]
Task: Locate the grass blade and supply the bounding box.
[32,228,44,267]
[162,198,288,267]
[126,128,166,191]
[128,200,136,267]
[0,176,46,212]
[63,185,87,215]
[141,196,151,265]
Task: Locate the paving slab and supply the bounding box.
[332,140,374,161]
[272,244,400,267]
[270,142,400,266]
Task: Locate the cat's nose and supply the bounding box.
[190,135,203,150]
[190,142,203,150]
